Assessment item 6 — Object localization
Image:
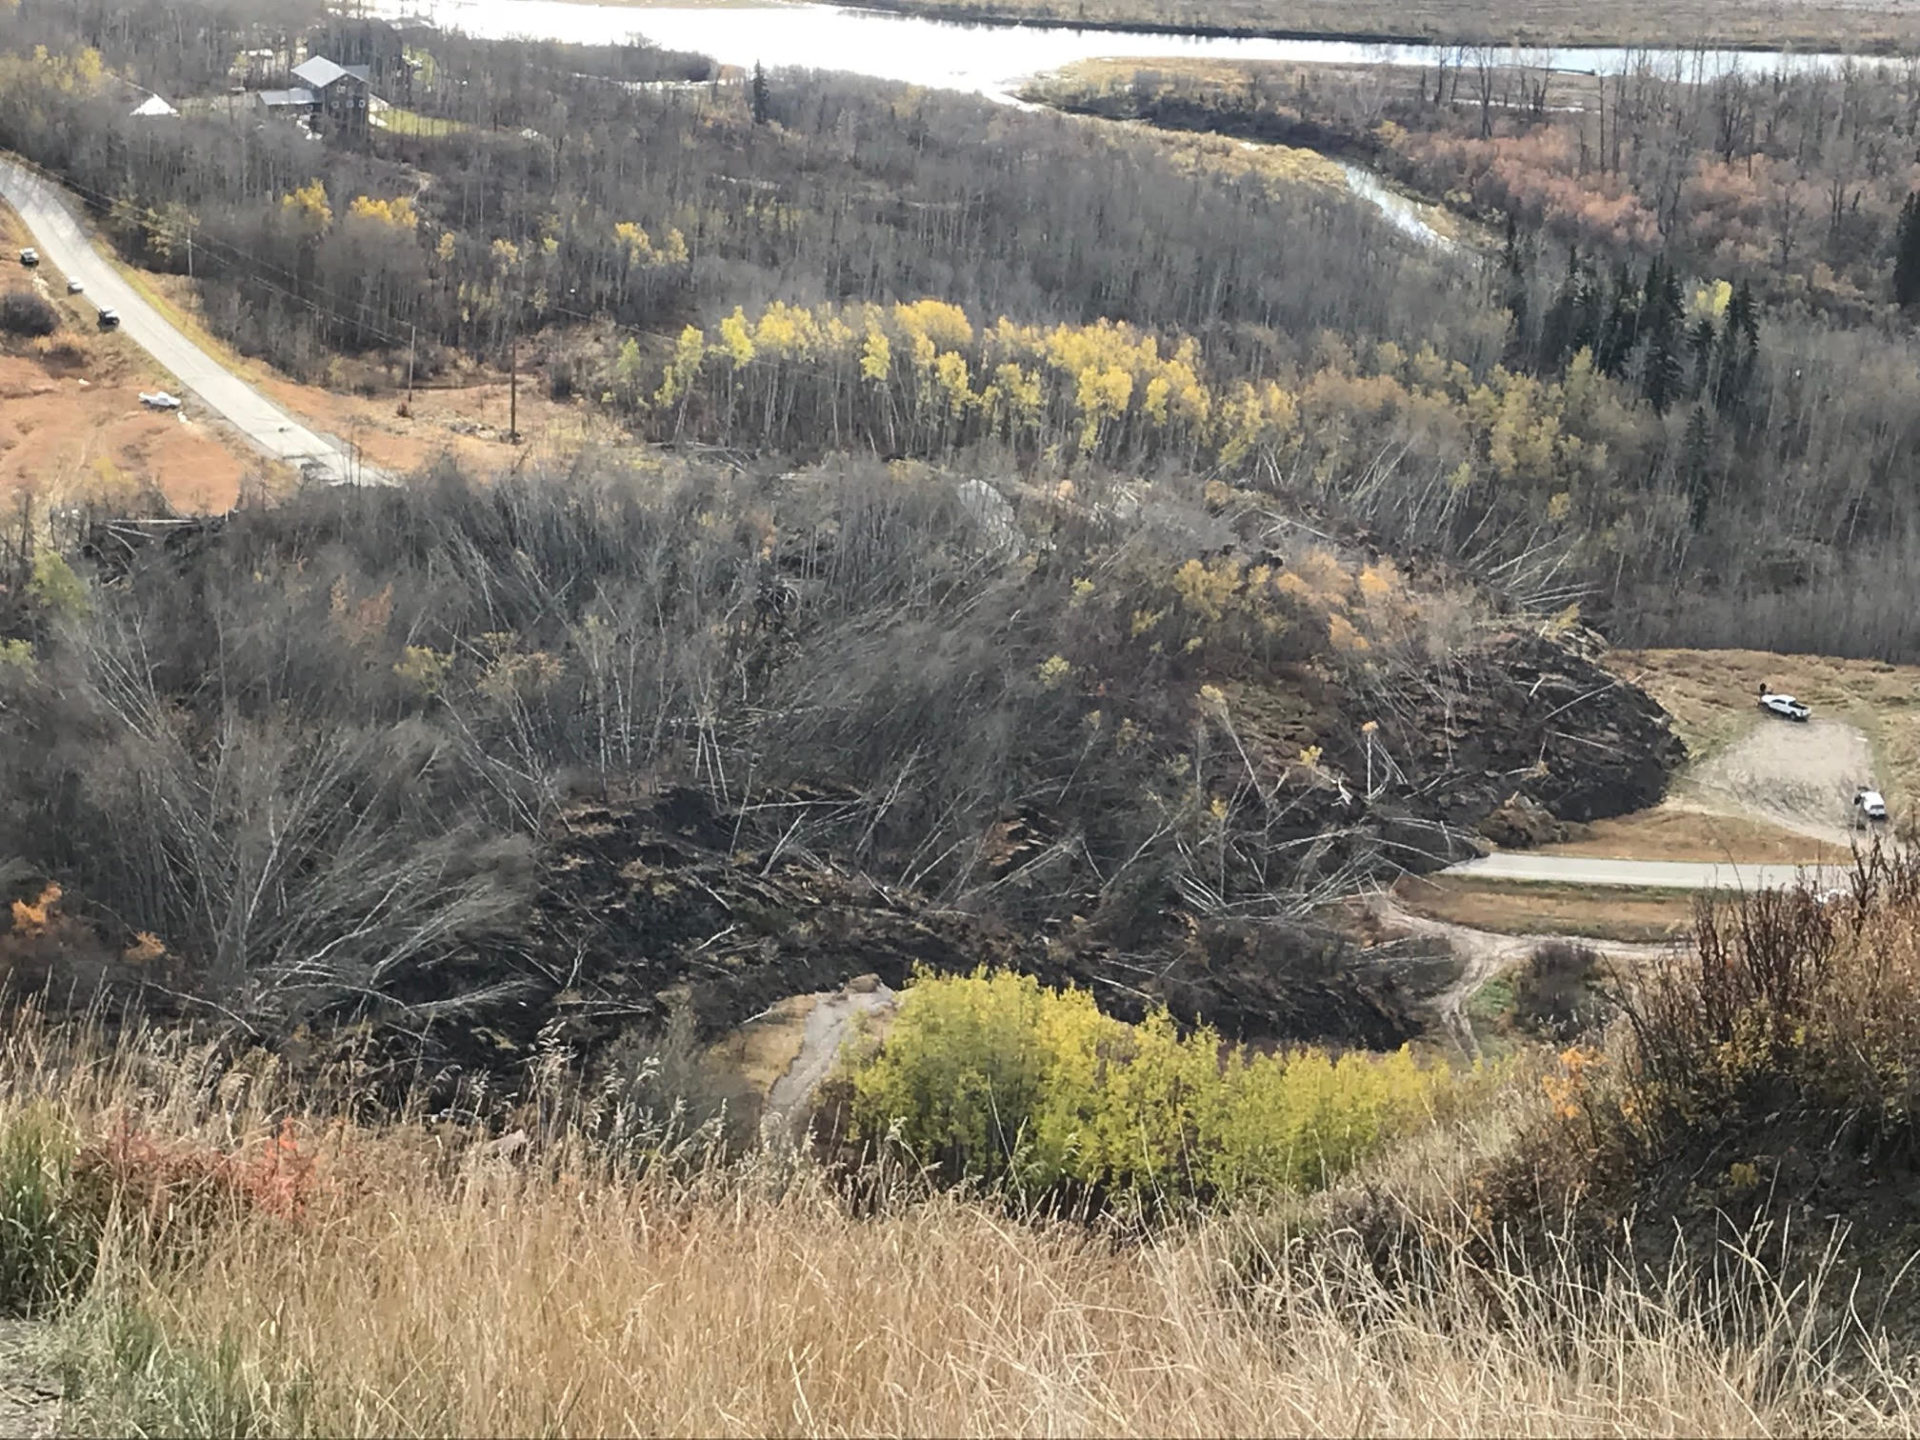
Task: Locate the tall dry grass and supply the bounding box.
[0,1011,1910,1437]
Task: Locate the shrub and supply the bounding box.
[1512,940,1603,1041]
[1480,853,1920,1278]
[0,290,58,339]
[848,969,1456,1205]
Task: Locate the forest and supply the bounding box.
[8,2,1920,659]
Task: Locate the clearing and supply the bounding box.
[0,203,258,512]
[1401,646,1905,946]
[1616,647,1920,812]
[122,266,634,479]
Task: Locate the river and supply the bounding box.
[384,1,1887,100]
[380,0,1888,248]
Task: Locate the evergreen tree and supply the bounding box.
[1687,315,1717,399]
[751,62,771,126]
[1712,280,1760,414]
[1682,405,1714,531]
[1499,213,1530,367]
[1538,245,1581,372]
[1639,259,1686,415]
[1895,192,1920,307]
[1594,262,1641,379]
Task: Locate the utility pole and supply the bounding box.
[405,321,416,414]
[507,304,520,444]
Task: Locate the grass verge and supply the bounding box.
[1397,874,1695,942]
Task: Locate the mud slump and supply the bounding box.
[390,787,1426,1098]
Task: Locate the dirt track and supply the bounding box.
[1385,902,1670,1057]
[762,978,897,1138]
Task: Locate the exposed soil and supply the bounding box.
[1681,716,1875,847]
[0,201,258,513]
[0,1321,60,1440]
[761,977,898,1139]
[258,369,627,478]
[0,350,252,513]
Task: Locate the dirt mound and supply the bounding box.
[1374,631,1687,832]
[1476,792,1566,850]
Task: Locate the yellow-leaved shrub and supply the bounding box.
[849,969,1456,1205]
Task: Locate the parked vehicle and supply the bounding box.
[1758,685,1811,722]
[96,307,119,329]
[18,247,37,267]
[138,391,181,411]
[1855,787,1888,825]
[66,278,83,294]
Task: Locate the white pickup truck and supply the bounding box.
[1758,687,1811,722]
[1855,788,1889,826]
[139,391,182,411]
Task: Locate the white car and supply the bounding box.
[1856,788,1888,824]
[96,307,120,329]
[66,278,83,294]
[1759,691,1811,722]
[18,248,37,267]
[139,391,182,411]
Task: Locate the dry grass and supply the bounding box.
[0,1016,1891,1437]
[1616,647,1920,809]
[1396,875,1696,942]
[1547,806,1847,865]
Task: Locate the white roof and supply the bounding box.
[131,94,177,117]
[259,88,318,108]
[292,56,369,89]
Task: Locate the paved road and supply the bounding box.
[0,158,382,486]
[1447,851,1852,891]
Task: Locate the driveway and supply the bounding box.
[0,157,383,486]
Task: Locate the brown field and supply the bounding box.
[0,1013,1902,1438]
[1545,806,1849,865]
[1396,874,1697,943]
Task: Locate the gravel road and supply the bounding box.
[1446,852,1850,890]
[0,157,383,486]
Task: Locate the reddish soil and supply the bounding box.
[0,346,250,512]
